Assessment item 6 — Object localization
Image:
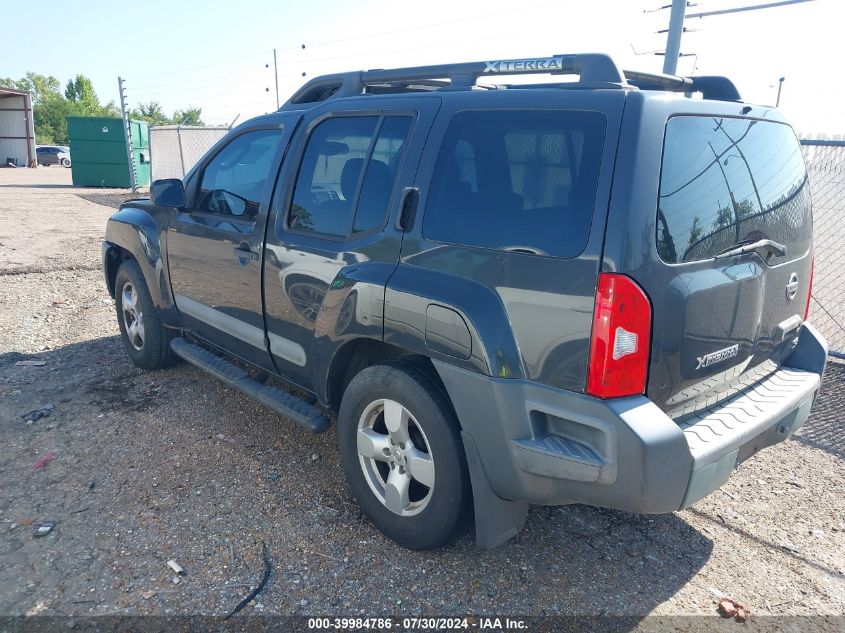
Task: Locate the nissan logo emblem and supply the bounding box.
[786,272,799,301]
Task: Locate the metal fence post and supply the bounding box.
[117,76,137,193]
[176,123,187,179]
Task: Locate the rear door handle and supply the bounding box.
[397,187,419,232]
[233,243,259,262]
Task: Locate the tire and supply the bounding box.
[61,158,71,168]
[338,360,472,549]
[114,259,176,370]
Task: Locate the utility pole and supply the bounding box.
[776,76,785,106]
[273,48,280,109]
[117,77,137,193]
[662,0,688,75]
[662,0,815,76]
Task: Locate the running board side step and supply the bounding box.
[170,337,331,434]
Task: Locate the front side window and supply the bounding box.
[657,116,811,264]
[196,129,282,218]
[423,109,607,257]
[288,115,412,237]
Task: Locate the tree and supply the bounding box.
[713,204,733,230]
[172,106,203,126]
[1,72,62,106]
[688,216,704,247]
[130,103,204,126]
[2,72,202,143]
[130,101,169,126]
[65,75,100,110]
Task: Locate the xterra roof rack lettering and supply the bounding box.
[103,52,827,550]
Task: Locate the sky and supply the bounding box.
[3,0,842,134]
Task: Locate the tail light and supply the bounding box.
[804,255,814,321]
[586,273,652,399]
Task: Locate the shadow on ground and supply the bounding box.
[74,191,145,209]
[0,183,74,189]
[1,337,715,620]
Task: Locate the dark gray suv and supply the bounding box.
[102,53,827,550]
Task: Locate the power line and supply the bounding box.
[131,67,273,91]
[688,0,816,19]
[131,50,272,80]
[285,32,511,66]
[660,0,817,75]
[132,74,300,99]
[130,29,539,107]
[125,0,563,84]
[300,0,560,49]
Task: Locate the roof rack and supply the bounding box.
[282,53,627,107]
[279,54,742,109]
[623,70,742,102]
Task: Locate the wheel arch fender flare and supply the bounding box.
[104,207,180,327]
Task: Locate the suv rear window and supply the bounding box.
[657,116,811,264]
[423,109,607,257]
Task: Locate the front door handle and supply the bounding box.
[233,243,259,262]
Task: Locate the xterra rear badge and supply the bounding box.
[484,56,564,72]
[696,344,739,369]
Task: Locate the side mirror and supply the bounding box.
[151,178,186,208]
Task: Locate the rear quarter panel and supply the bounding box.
[387,89,626,390]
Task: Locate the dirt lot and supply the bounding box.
[1,167,844,625]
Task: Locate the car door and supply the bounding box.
[262,96,440,394]
[167,120,295,370]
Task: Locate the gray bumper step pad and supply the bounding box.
[680,367,820,467]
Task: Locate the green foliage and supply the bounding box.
[1,72,199,145]
[64,75,100,109]
[172,106,203,126]
[1,72,61,106]
[131,101,204,126]
[130,101,169,126]
[688,216,704,247]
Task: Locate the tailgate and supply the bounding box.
[645,115,813,418]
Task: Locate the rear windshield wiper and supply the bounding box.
[714,238,787,260]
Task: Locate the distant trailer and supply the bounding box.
[0,87,36,168]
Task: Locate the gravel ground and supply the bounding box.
[1,167,844,625]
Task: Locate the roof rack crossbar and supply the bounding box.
[283,53,627,107]
[623,70,742,102]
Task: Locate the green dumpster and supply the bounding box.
[67,116,150,188]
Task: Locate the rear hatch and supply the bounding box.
[646,115,812,418]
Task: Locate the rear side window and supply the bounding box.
[657,116,811,264]
[423,110,607,257]
[288,115,412,238]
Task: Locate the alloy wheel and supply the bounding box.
[356,399,435,516]
[121,282,145,351]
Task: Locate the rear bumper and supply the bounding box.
[434,323,827,514]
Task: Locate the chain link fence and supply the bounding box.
[801,138,845,358]
[149,125,229,181]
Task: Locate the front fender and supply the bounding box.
[103,205,180,327]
